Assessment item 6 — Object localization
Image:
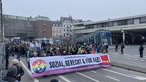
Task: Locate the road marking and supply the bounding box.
[127,58,132,59]
[103,69,146,80]
[133,59,139,60]
[111,53,118,54]
[20,61,39,82]
[114,53,118,54]
[124,54,129,55]
[76,72,100,82]
[106,75,120,81]
[58,75,71,82]
[130,75,146,80]
[90,70,96,73]
[139,59,144,61]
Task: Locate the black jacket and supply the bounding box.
[2,76,18,82]
[2,66,18,82]
[15,66,24,81]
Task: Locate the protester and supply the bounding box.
[2,65,18,82]
[139,44,144,58]
[15,45,21,61]
[115,42,118,52]
[105,43,109,53]
[96,43,101,53]
[12,59,24,82]
[120,43,125,54]
[100,43,107,53]
[5,44,10,70]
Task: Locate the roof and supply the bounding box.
[84,14,146,25]
[51,21,62,25]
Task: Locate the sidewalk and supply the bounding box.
[110,54,146,73]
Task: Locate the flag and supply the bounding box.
[49,38,53,44]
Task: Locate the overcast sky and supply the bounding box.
[2,0,146,21]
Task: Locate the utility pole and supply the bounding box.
[0,0,5,80]
[0,0,3,41]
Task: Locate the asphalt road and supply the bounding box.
[20,61,146,82]
[16,45,146,82]
[108,45,146,62]
[5,45,146,82]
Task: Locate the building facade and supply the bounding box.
[52,21,63,39]
[33,16,52,39]
[4,15,34,40]
[60,16,73,39]
[73,14,146,44]
[52,16,84,41]
[3,15,52,40]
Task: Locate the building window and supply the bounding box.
[85,25,90,29]
[102,23,108,27]
[118,20,127,26]
[140,17,146,23]
[97,24,102,28]
[113,21,118,26]
[43,24,46,27]
[64,33,65,37]
[94,25,98,28]
[127,19,134,25]
[109,22,113,27]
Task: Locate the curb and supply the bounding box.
[111,61,146,74]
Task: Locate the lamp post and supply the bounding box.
[142,36,145,44]
[121,28,125,44]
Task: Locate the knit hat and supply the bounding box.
[12,59,19,64]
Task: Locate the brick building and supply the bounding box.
[3,14,52,40]
[33,16,52,39]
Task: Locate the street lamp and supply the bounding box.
[142,36,145,44]
[121,28,125,44]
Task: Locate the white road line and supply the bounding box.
[58,75,71,82]
[76,72,100,82]
[133,59,139,60]
[124,54,129,55]
[114,53,118,54]
[139,59,144,61]
[127,58,132,59]
[106,75,120,81]
[103,69,146,80]
[90,70,96,73]
[20,61,39,82]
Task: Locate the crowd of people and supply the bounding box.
[4,41,109,68]
[2,40,145,82]
[2,41,109,82]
